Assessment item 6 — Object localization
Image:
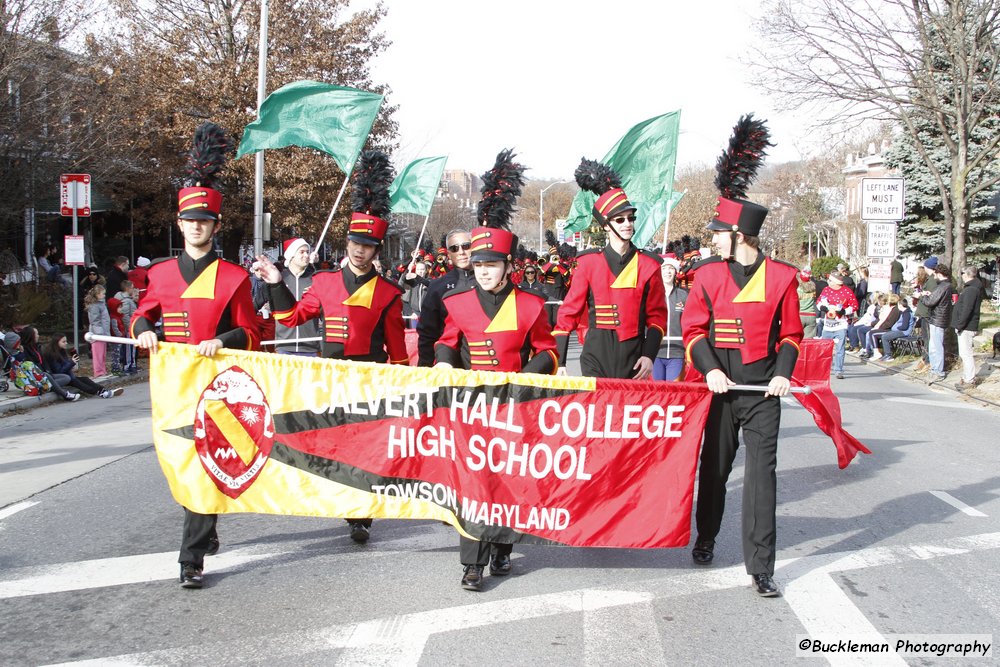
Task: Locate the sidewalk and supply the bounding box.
[849,332,1000,402]
[0,370,146,416]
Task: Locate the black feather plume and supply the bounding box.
[184,122,232,188]
[477,148,526,229]
[714,114,773,200]
[438,234,448,252]
[351,150,394,219]
[420,238,435,257]
[574,157,622,196]
[559,242,577,260]
[545,229,559,251]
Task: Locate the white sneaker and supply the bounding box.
[64,392,81,402]
[99,387,124,398]
[870,353,882,361]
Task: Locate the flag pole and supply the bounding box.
[407,215,430,273]
[661,189,687,253]
[314,173,351,252]
[252,0,269,256]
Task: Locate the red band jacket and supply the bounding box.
[270,267,408,364]
[682,255,802,378]
[130,253,260,350]
[552,246,667,363]
[435,282,557,374]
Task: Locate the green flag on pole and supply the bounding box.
[236,80,383,173]
[565,111,681,247]
[389,156,448,216]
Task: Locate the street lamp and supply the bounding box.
[539,181,571,252]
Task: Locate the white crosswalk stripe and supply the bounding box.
[35,532,1000,666]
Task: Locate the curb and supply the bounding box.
[0,371,147,417]
[857,351,1000,406]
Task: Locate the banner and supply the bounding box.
[390,156,448,216]
[789,339,872,468]
[235,80,383,173]
[150,344,713,548]
[565,110,682,245]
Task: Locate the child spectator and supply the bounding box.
[113,280,139,373]
[85,285,110,378]
[107,296,126,375]
[43,333,122,398]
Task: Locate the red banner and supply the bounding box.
[152,345,714,549]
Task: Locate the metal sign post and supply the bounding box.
[61,174,91,355]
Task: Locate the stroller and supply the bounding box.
[0,330,14,392]
[0,329,52,396]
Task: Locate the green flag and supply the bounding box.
[565,111,681,247]
[636,190,687,250]
[389,156,448,216]
[236,80,383,173]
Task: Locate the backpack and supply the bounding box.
[10,360,52,395]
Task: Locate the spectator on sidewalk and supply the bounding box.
[818,270,858,379]
[920,263,955,382]
[6,329,80,401]
[79,265,105,302]
[913,258,939,372]
[876,297,913,361]
[105,256,130,300]
[890,257,904,295]
[849,294,882,353]
[836,263,855,290]
[41,333,123,398]
[855,266,870,313]
[654,256,687,381]
[128,257,151,299]
[859,293,900,358]
[952,266,984,389]
[85,285,110,378]
[798,270,818,338]
[114,280,140,373]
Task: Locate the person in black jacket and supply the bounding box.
[416,229,473,366]
[952,267,984,389]
[919,264,955,382]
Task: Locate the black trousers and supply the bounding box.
[460,536,512,566]
[696,391,780,576]
[580,329,643,380]
[178,509,218,567]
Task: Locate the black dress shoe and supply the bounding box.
[180,563,203,589]
[206,537,220,556]
[349,523,370,543]
[751,573,780,597]
[461,565,484,591]
[691,537,715,565]
[489,554,512,576]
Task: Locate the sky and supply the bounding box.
[351,0,818,180]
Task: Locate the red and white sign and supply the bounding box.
[60,174,91,217]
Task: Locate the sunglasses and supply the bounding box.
[611,215,637,224]
[448,242,472,252]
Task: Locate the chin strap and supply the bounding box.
[604,221,630,244]
[724,228,739,262]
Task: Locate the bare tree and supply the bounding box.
[753,0,1000,273]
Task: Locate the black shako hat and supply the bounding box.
[706,113,773,237]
